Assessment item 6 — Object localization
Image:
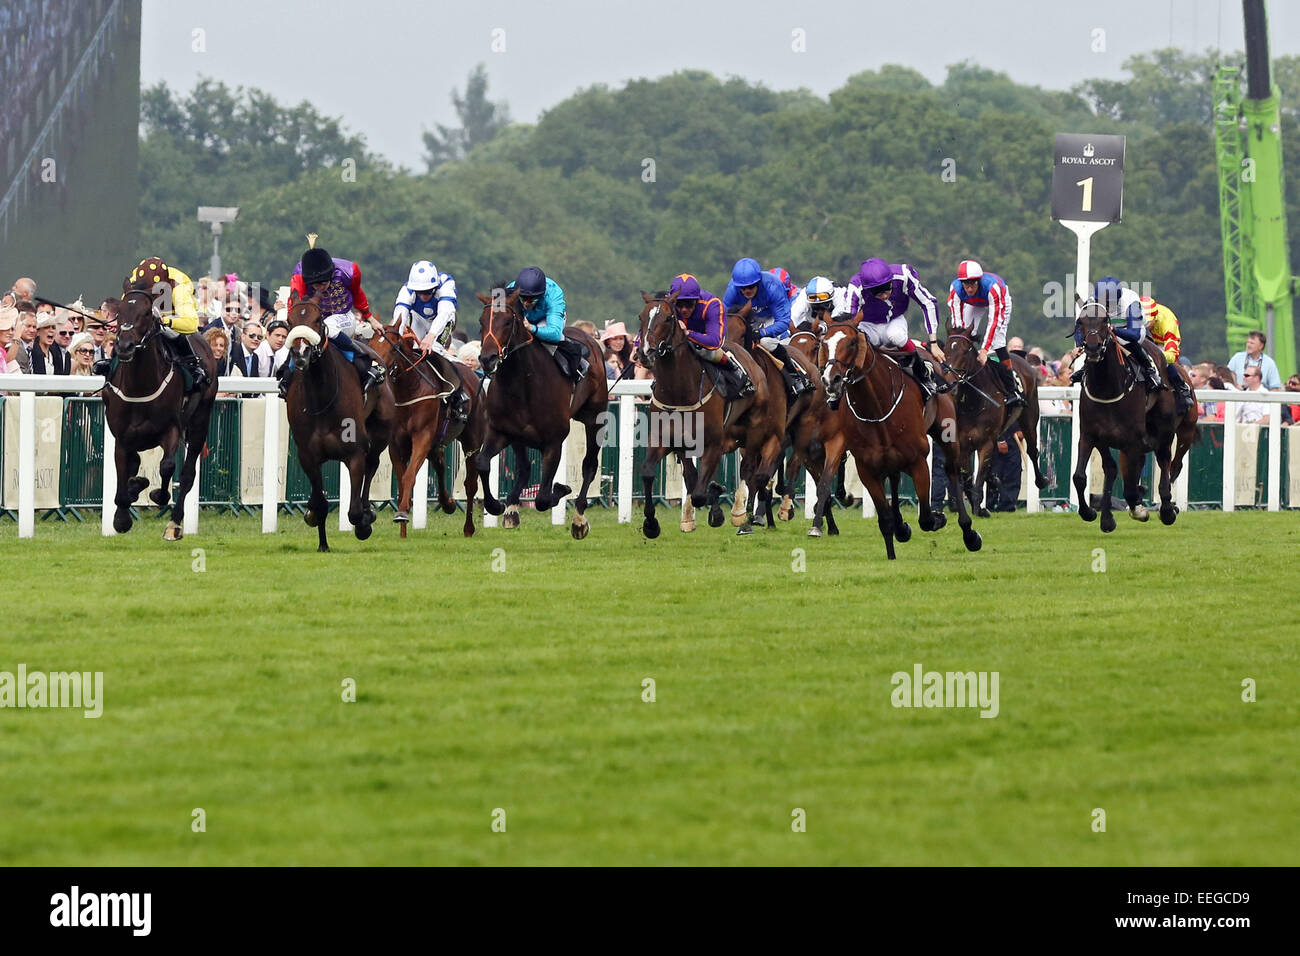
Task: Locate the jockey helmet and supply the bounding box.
[670,274,702,301]
[731,258,763,287]
[515,266,547,298]
[301,247,334,285]
[769,267,795,298]
[1139,295,1158,321]
[957,260,983,281]
[805,276,835,308]
[858,258,893,294]
[128,257,173,291]
[407,260,439,293]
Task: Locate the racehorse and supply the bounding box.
[282,300,395,552]
[636,291,786,537]
[370,326,485,538]
[104,288,218,540]
[815,320,981,558]
[474,285,608,538]
[1071,301,1198,531]
[941,326,1050,517]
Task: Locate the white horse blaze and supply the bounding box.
[823,331,847,384]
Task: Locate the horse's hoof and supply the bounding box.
[502,513,520,530]
[932,512,948,531]
[162,521,182,541]
[963,528,983,552]
[895,521,912,542]
[552,483,571,502]
[680,520,696,533]
[643,516,660,539]
[1036,474,1051,489]
[393,510,410,523]
[708,507,724,528]
[730,509,747,527]
[150,489,170,508]
[112,512,133,534]
[318,544,330,553]
[354,521,373,541]
[976,507,991,519]
[828,524,840,536]
[1079,507,1097,523]
[1130,505,1150,522]
[441,500,457,515]
[484,498,504,516]
[807,526,822,538]
[753,511,767,528]
[691,493,709,508]
[1160,504,1177,525]
[463,524,476,538]
[1100,513,1116,533]
[736,523,754,536]
[304,509,320,527]
[571,515,590,540]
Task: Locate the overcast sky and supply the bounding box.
[141,0,1300,170]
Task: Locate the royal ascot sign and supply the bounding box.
[1051,133,1125,223]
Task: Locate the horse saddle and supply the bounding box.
[553,337,588,377]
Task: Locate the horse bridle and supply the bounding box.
[481,296,533,372]
[114,289,162,362]
[642,300,690,362]
[372,324,442,392]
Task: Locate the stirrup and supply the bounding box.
[447,390,470,422]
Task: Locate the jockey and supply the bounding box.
[722,257,814,399]
[670,272,754,397]
[392,259,469,422]
[802,276,853,330]
[944,260,1025,408]
[105,256,210,391]
[1072,277,1166,393]
[278,237,387,398]
[1142,295,1194,414]
[845,257,945,402]
[505,266,588,382]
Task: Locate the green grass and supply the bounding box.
[1,504,1297,865]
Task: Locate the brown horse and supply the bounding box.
[1072,301,1198,531]
[282,300,395,551]
[941,327,1049,517]
[474,286,607,537]
[815,321,981,558]
[104,288,218,540]
[370,326,485,538]
[636,291,787,536]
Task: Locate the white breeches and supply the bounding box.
[859,316,910,349]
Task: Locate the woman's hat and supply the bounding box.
[36,312,60,330]
[0,305,17,331]
[601,321,629,342]
[68,332,94,354]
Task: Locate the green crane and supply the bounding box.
[1213,0,1297,379]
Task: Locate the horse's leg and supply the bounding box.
[476,429,506,516]
[1154,436,1177,525]
[1097,446,1119,533]
[503,439,529,529]
[569,417,601,540]
[1022,407,1050,490]
[691,442,727,528]
[640,442,669,539]
[348,450,373,541]
[460,446,479,537]
[974,446,993,518]
[809,438,845,538]
[299,449,330,552]
[532,441,564,514]
[679,454,698,532]
[113,445,146,534]
[395,429,430,527]
[736,451,759,529]
[390,432,411,537]
[889,473,912,541]
[862,471,896,560]
[166,410,211,541]
[1072,434,1098,523]
[1121,446,1150,523]
[150,425,182,510]
[939,434,980,551]
[757,432,785,532]
[435,447,457,514]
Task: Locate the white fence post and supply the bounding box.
[183,449,201,535]
[1068,388,1081,510]
[617,394,635,523]
[413,459,429,529]
[338,461,352,531]
[483,455,500,528]
[552,434,568,525]
[1268,414,1281,512]
[261,395,279,534]
[1222,418,1237,513]
[101,402,117,536]
[17,391,35,539]
[804,469,816,519]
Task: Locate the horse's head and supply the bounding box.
[817,321,867,406]
[476,284,530,376]
[1076,301,1112,363]
[283,300,326,369]
[637,290,683,369]
[945,325,979,375]
[113,288,162,363]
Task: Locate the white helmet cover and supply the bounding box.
[407,260,439,293]
[805,275,835,305]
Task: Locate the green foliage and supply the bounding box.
[138,52,1300,362]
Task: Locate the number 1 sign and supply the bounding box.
[1052,133,1126,302]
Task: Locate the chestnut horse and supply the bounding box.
[370,326,485,538]
[474,286,608,537]
[104,288,217,540]
[1071,301,1198,531]
[815,321,981,558]
[282,300,395,551]
[636,291,787,536]
[941,327,1050,517]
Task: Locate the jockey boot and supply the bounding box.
[775,344,814,398]
[1169,364,1194,415]
[725,351,757,397]
[446,385,471,423]
[1127,343,1165,392]
[169,335,209,392]
[356,354,386,396]
[903,351,939,403]
[996,360,1026,408]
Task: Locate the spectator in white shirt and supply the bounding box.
[1235,366,1271,424]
